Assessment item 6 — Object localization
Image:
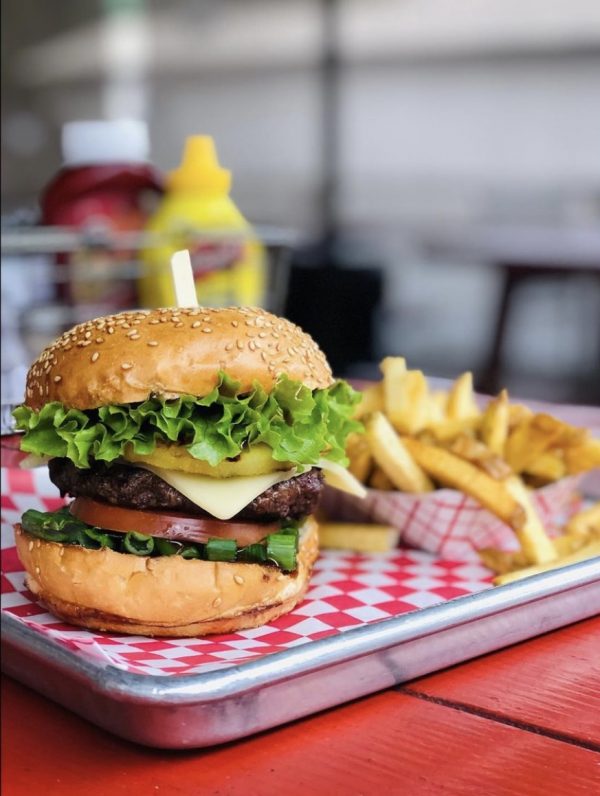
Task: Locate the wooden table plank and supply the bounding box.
[2,675,599,796]
[402,616,600,747]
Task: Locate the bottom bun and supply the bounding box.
[14,517,319,637]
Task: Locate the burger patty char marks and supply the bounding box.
[48,458,324,521]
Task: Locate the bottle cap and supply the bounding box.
[61,119,150,166]
[168,136,231,193]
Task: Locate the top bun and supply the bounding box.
[25,307,334,410]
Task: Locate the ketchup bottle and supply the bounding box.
[41,119,163,314]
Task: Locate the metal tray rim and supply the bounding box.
[3,556,599,705]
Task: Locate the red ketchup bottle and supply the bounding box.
[41,119,163,315]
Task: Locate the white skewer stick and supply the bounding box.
[170,249,199,308]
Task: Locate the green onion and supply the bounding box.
[155,538,180,556]
[266,533,298,571]
[21,509,83,542]
[206,538,237,562]
[123,531,154,556]
[19,507,301,571]
[180,544,202,559]
[237,543,268,564]
[82,527,116,550]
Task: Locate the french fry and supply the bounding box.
[553,532,598,556]
[339,357,599,581]
[564,438,600,474]
[505,414,574,473]
[449,434,512,480]
[319,522,400,553]
[366,412,433,493]
[446,372,479,421]
[566,502,600,537]
[494,541,600,586]
[402,437,525,530]
[481,390,509,456]
[353,383,384,419]
[380,357,430,434]
[504,476,557,564]
[524,450,566,482]
[426,416,481,442]
[369,467,395,491]
[428,391,447,425]
[478,547,528,574]
[479,533,595,574]
[346,434,373,483]
[508,404,533,430]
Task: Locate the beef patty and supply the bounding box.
[48,458,324,522]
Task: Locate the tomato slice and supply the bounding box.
[69,497,278,546]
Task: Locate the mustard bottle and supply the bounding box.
[140,136,266,308]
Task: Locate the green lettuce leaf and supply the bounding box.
[13,373,362,469]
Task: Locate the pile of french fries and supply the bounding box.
[327,357,600,584]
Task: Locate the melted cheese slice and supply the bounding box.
[146,466,297,520]
[144,456,366,521]
[317,459,368,499]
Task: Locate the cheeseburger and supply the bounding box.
[13,306,364,636]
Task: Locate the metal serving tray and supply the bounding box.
[2,557,599,749]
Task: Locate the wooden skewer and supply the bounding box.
[170,250,198,308]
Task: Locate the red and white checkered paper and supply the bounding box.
[322,477,583,561]
[1,467,493,677]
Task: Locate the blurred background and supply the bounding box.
[2,0,600,406]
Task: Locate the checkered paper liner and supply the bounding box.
[1,466,493,677]
[322,477,583,561]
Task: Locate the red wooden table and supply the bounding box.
[2,616,599,796]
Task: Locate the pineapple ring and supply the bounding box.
[123,442,292,478]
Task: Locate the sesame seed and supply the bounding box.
[231,320,239,328]
[234,575,244,585]
[95,338,104,344]
[127,329,138,337]
[147,341,159,347]
[59,548,65,557]
[225,342,234,351]
[84,331,92,339]
[130,333,141,340]
[259,331,267,338]
[213,597,222,607]
[174,322,184,328]
[121,363,133,370]
[108,328,115,334]
[91,352,100,362]
[248,341,256,351]
[202,327,212,333]
[191,320,202,328]
[236,340,244,350]
[35,566,40,575]
[28,541,34,551]
[260,352,267,361]
[54,375,62,383]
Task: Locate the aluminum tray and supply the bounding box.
[2,557,599,749]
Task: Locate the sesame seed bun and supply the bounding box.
[25,307,334,411]
[14,517,319,637]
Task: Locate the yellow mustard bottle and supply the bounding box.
[140,136,265,308]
